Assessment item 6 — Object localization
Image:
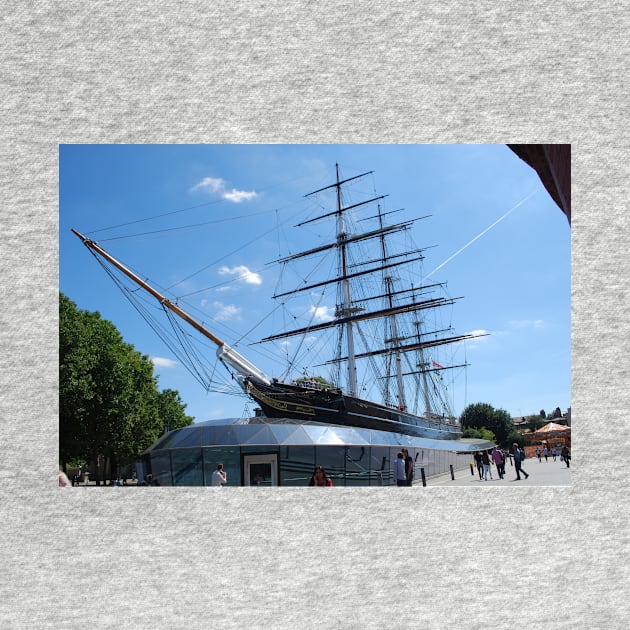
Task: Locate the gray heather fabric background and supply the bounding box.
[1,2,628,628]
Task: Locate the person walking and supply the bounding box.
[402,448,414,486]
[536,447,542,462]
[543,446,549,462]
[561,445,571,468]
[211,463,227,486]
[474,452,484,480]
[481,450,493,480]
[394,452,408,486]
[512,443,529,480]
[491,446,505,479]
[551,446,557,461]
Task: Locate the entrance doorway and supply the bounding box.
[243,454,278,486]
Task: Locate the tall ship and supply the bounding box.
[73,164,482,440]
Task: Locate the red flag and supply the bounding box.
[432,361,444,369]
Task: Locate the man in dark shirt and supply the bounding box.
[402,448,414,486]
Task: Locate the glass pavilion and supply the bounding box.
[141,418,493,487]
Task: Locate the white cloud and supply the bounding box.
[309,305,334,322]
[151,357,178,368]
[189,177,225,194]
[190,176,257,203]
[469,329,489,337]
[218,264,262,285]
[212,301,241,322]
[222,188,258,203]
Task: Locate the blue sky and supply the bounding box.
[59,144,571,423]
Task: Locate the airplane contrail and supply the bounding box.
[426,189,541,279]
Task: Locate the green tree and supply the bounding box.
[460,402,514,447]
[60,293,193,481]
[525,414,546,433]
[157,388,194,433]
[461,426,496,442]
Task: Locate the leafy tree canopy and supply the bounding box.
[525,414,547,433]
[461,426,496,442]
[459,402,514,447]
[60,292,193,477]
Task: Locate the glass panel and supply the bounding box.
[271,425,311,445]
[241,425,278,445]
[241,445,279,455]
[344,446,371,486]
[172,429,204,448]
[150,451,172,486]
[303,425,342,445]
[206,426,241,446]
[172,448,203,486]
[248,462,273,486]
[202,447,241,486]
[314,446,345,486]
[369,446,391,486]
[149,432,179,451]
[279,446,315,486]
[323,426,370,445]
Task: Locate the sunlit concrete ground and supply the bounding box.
[422,456,572,487]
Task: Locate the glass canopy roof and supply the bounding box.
[144,418,494,454]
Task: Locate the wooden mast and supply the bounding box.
[335,163,358,397]
[71,228,272,385]
[72,229,225,347]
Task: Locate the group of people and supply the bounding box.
[473,445,528,481]
[394,448,414,486]
[535,445,571,467]
[473,447,508,481]
[473,442,572,482]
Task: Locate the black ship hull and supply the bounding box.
[245,378,462,440]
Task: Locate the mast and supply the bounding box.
[414,319,432,414]
[335,163,358,396]
[71,229,272,386]
[375,204,406,410]
[271,164,481,406]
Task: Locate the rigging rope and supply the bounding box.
[89,250,241,395]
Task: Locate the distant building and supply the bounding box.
[512,407,571,429]
[512,416,529,430]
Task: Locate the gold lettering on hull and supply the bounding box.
[247,383,316,416]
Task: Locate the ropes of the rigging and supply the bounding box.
[161,306,216,389]
[84,198,230,235]
[83,169,325,237]
[355,324,388,402]
[279,289,329,381]
[172,208,300,296]
[89,249,243,396]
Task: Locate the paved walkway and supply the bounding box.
[424,456,572,487]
